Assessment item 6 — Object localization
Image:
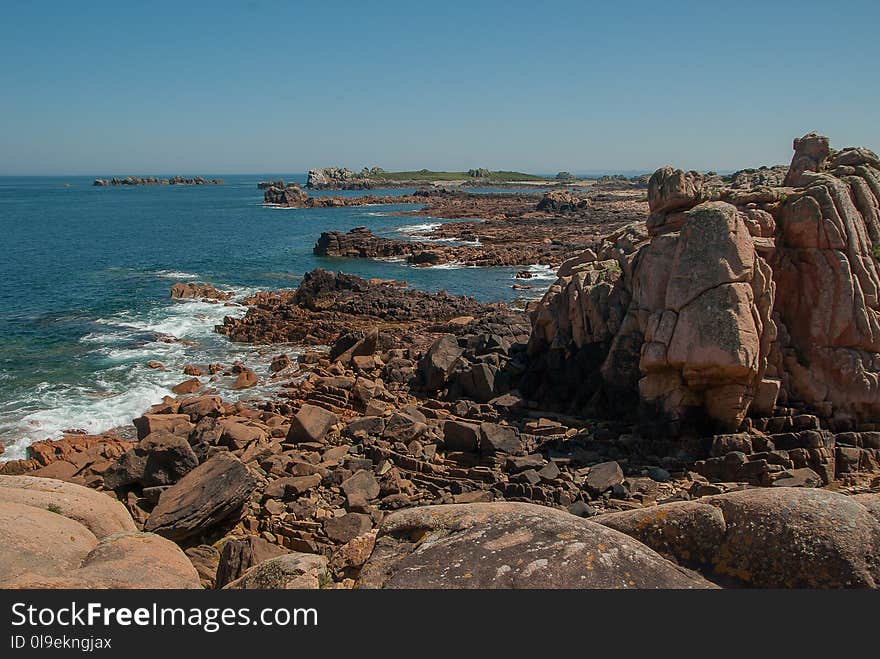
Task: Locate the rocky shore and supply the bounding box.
[3,133,880,590]
[93,176,224,186]
[267,180,648,269]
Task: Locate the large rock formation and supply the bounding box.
[0,476,200,588]
[526,133,880,435]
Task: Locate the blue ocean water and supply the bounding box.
[0,175,555,458]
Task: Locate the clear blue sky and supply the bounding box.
[1,0,878,175]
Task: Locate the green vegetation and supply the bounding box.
[371,169,548,182]
[46,503,63,515]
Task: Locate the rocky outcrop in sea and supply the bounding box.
[93,176,223,186]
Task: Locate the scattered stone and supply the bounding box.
[324,513,373,544]
[584,461,624,496]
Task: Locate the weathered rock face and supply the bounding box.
[526,133,880,433]
[594,487,880,588]
[0,476,199,589]
[357,502,715,588]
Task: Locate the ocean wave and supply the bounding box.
[1,316,301,460]
[396,222,441,233]
[154,269,199,279]
[418,261,481,270]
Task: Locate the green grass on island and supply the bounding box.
[371,169,550,182]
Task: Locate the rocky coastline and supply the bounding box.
[3,133,880,590]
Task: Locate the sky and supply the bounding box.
[1,0,878,175]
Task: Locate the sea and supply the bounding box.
[0,175,558,459]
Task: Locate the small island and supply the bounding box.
[93,176,224,186]
[306,166,592,190]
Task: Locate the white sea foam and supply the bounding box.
[0,286,288,461]
[419,261,481,270]
[520,264,559,280]
[396,222,441,233]
[155,270,199,279]
[425,237,481,246]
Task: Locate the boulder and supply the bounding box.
[232,367,258,390]
[186,544,221,589]
[647,167,703,215]
[596,488,880,588]
[172,378,202,395]
[584,461,624,495]
[443,420,481,452]
[144,453,258,542]
[286,403,338,443]
[132,413,194,440]
[701,488,880,588]
[178,395,224,421]
[0,501,98,583]
[170,282,233,301]
[219,420,265,450]
[594,502,727,565]
[0,477,198,589]
[358,502,715,588]
[59,532,201,589]
[420,335,463,391]
[479,423,523,455]
[341,470,380,501]
[324,512,373,544]
[103,431,199,490]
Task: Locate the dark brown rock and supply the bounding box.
[144,454,258,542]
[286,404,338,443]
[215,535,288,588]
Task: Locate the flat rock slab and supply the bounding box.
[145,453,258,542]
[357,502,716,589]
